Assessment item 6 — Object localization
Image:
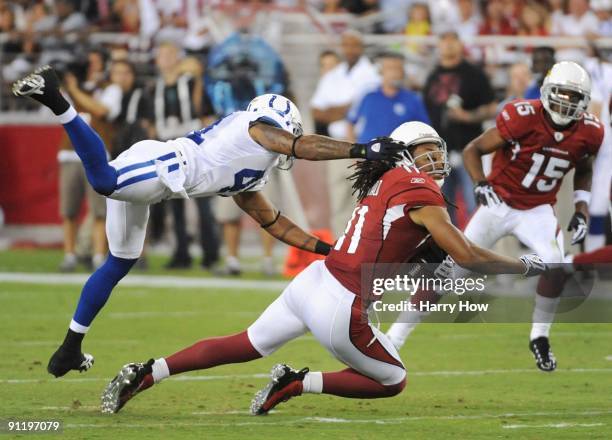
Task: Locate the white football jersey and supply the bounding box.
[174,110,285,197]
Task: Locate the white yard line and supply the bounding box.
[503,422,605,429]
[60,410,612,429]
[0,272,288,291]
[3,368,612,384]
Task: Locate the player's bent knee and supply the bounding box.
[382,376,407,397]
[86,167,117,196]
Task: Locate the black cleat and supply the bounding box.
[12,65,69,114]
[47,346,94,378]
[101,359,154,414]
[530,337,557,372]
[250,364,309,415]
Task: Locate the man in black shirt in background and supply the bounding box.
[423,30,497,225]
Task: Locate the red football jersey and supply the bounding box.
[325,166,446,294]
[491,99,603,210]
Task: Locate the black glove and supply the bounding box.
[519,254,547,277]
[567,212,587,245]
[474,181,502,207]
[350,137,404,162]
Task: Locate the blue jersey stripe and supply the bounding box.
[115,171,158,190]
[116,152,176,176]
[168,163,179,173]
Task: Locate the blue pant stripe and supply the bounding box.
[115,171,158,190]
[116,152,176,176]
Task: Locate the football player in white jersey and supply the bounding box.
[13,66,405,378]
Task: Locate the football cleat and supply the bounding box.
[250,363,308,415]
[529,337,557,372]
[47,346,94,378]
[101,359,154,414]
[12,65,68,113]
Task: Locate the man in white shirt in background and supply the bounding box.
[310,30,380,236]
[585,51,612,251]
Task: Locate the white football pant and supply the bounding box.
[248,260,406,386]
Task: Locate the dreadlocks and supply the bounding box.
[348,159,395,201]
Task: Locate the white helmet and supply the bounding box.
[247,94,303,136]
[390,121,450,180]
[540,61,591,126]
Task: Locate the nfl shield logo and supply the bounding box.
[554,132,564,142]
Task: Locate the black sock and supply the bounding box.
[47,95,70,116]
[61,329,85,352]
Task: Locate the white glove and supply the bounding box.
[474,181,502,207]
[519,254,547,277]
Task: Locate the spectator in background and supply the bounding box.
[423,30,496,226]
[498,62,532,110]
[456,0,481,40]
[479,0,517,35]
[310,30,379,236]
[524,46,556,99]
[151,42,220,269]
[347,52,430,143]
[518,1,550,36]
[314,49,341,136]
[379,0,411,33]
[592,0,612,36]
[58,50,115,271]
[405,3,431,37]
[551,0,600,38]
[109,60,154,159]
[340,0,379,15]
[319,49,341,76]
[54,0,88,34]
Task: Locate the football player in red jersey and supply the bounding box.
[100,122,545,415]
[387,61,604,372]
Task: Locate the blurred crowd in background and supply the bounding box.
[0,0,611,275]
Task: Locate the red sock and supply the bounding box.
[166,331,262,375]
[322,368,405,398]
[574,245,612,265]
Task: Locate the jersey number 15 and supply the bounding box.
[521,153,570,192]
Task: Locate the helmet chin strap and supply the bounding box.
[435,178,445,188]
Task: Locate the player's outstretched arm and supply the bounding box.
[233,191,332,255]
[410,205,544,276]
[248,122,403,162]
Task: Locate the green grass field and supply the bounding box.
[1,250,611,439]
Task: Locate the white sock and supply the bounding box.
[151,358,170,383]
[302,371,323,394]
[69,319,89,334]
[57,106,77,124]
[226,256,240,269]
[386,309,429,349]
[93,254,106,268]
[530,294,560,340]
[64,253,77,263]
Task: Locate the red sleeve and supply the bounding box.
[495,100,535,143]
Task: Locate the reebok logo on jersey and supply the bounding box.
[411,177,426,184]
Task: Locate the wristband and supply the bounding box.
[260,211,281,229]
[291,135,302,159]
[349,143,366,159]
[314,240,332,256]
[573,190,591,205]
